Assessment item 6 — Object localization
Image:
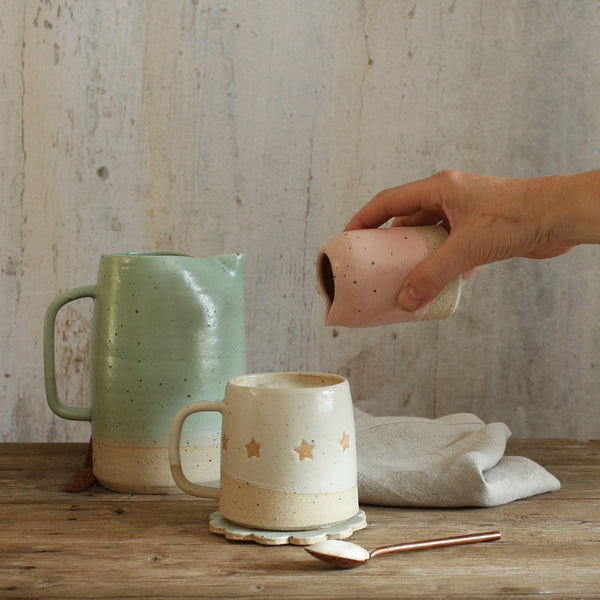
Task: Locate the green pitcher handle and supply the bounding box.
[43,286,96,421]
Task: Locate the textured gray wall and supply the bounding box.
[1,0,599,441]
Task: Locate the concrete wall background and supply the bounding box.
[1,0,599,442]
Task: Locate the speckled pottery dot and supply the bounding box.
[44,251,247,494]
[316,226,462,327]
[169,372,358,531]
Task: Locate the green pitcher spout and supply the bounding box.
[216,253,246,275]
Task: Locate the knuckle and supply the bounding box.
[435,169,463,187]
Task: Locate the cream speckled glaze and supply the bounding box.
[169,372,358,531]
[316,226,462,327]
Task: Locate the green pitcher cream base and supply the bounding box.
[93,440,220,494]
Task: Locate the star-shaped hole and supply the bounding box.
[294,439,314,461]
[340,432,351,452]
[245,437,260,458]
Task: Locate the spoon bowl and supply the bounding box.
[306,531,501,569]
[306,539,370,568]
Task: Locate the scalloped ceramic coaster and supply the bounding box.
[209,509,367,546]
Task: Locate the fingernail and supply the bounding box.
[397,284,424,312]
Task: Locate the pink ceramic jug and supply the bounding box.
[316,226,462,327]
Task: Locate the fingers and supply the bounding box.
[342,170,495,312]
[397,230,480,311]
[344,177,439,231]
[462,266,481,282]
[390,210,444,228]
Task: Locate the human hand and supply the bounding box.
[344,170,575,312]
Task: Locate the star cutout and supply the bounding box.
[221,433,228,451]
[340,432,351,452]
[294,439,314,461]
[245,437,260,458]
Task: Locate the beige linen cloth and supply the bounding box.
[354,408,561,507]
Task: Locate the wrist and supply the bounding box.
[546,171,600,246]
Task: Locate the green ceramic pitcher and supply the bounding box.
[44,251,246,493]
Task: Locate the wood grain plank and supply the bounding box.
[1,443,598,599]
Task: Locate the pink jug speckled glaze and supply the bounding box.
[316,226,462,328]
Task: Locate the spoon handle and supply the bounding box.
[369,530,501,559]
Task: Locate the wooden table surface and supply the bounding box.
[1,440,598,600]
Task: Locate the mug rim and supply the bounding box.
[106,251,193,257]
[229,371,346,390]
[102,251,247,259]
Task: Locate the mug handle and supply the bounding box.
[169,400,223,499]
[43,286,96,422]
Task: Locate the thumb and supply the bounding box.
[397,233,476,312]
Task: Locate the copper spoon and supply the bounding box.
[305,531,501,569]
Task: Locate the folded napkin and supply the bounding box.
[354,408,560,507]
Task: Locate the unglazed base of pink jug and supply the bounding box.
[93,440,220,494]
[417,226,462,320]
[218,472,359,531]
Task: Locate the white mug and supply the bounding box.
[169,372,358,531]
